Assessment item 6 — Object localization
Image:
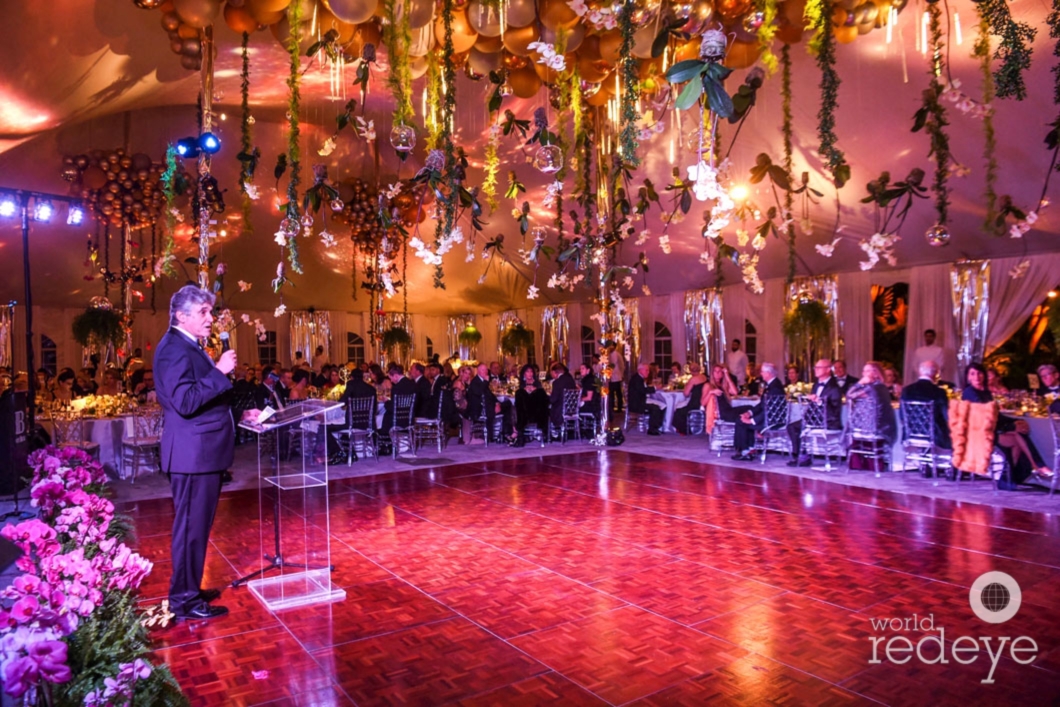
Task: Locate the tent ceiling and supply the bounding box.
[0,0,1056,315]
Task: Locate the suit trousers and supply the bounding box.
[169,471,223,613]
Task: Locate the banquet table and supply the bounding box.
[40,415,132,478]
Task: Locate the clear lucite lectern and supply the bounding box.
[234,399,346,611]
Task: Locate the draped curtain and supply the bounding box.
[447,314,476,360]
[950,260,990,379]
[327,310,348,365]
[289,311,331,366]
[0,304,13,369]
[684,289,725,370]
[986,253,1060,354]
[901,264,957,382]
[609,297,641,367]
[381,312,413,368]
[496,310,521,359]
[540,305,569,366]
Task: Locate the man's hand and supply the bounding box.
[216,350,238,375]
[740,411,753,424]
[241,408,262,422]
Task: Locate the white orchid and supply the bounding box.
[320,230,336,248]
[274,229,289,247]
[658,234,671,254]
[274,304,287,318]
[641,284,652,296]
[355,117,376,141]
[1009,260,1030,279]
[318,136,337,157]
[526,41,566,71]
[815,238,840,258]
[238,280,252,292]
[385,182,403,200]
[243,182,261,200]
[635,229,650,246]
[527,285,540,300]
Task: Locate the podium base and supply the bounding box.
[247,568,346,612]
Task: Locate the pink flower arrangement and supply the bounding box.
[1,446,157,703]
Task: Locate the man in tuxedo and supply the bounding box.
[467,363,504,443]
[254,367,288,411]
[628,363,665,435]
[732,362,785,460]
[578,362,601,426]
[409,363,433,418]
[548,362,577,433]
[488,361,504,382]
[154,286,249,621]
[381,363,418,435]
[423,363,449,420]
[1037,364,1060,396]
[744,363,762,396]
[900,360,952,464]
[831,360,854,397]
[786,359,843,465]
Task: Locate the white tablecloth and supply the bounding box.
[41,416,132,478]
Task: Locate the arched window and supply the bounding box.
[347,332,365,364]
[581,326,595,368]
[744,321,757,366]
[654,322,673,381]
[40,335,57,376]
[258,331,277,365]
[426,336,434,361]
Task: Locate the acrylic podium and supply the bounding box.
[234,399,346,611]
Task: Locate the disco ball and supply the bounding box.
[925,223,950,247]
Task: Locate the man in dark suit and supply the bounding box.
[786,359,844,465]
[381,363,417,435]
[422,363,449,420]
[732,362,785,460]
[578,363,601,427]
[628,363,665,435]
[901,360,952,453]
[832,360,854,397]
[1037,364,1060,396]
[548,362,577,432]
[254,367,287,410]
[154,285,248,621]
[410,363,432,418]
[466,363,502,443]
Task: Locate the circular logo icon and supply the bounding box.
[969,571,1021,624]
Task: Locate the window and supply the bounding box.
[258,331,277,365]
[40,335,57,376]
[744,321,757,366]
[654,322,673,381]
[346,332,365,364]
[425,336,434,361]
[581,326,595,368]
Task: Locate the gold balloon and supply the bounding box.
[172,0,220,28]
[503,52,529,70]
[532,52,573,84]
[161,11,182,31]
[508,64,542,98]
[541,22,584,53]
[835,23,858,42]
[637,55,663,80]
[576,52,611,82]
[631,24,655,58]
[502,23,539,56]
[406,0,433,29]
[467,0,502,37]
[468,46,503,75]
[270,11,314,46]
[434,7,477,54]
[316,6,356,42]
[723,39,761,68]
[715,0,752,23]
[244,0,287,23]
[224,5,259,32]
[585,83,613,106]
[474,33,504,52]
[780,0,809,30]
[598,30,623,64]
[409,54,429,79]
[504,0,536,27]
[324,0,377,25]
[177,23,200,38]
[539,0,579,30]
[775,24,803,43]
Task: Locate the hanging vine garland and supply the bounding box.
[974,11,1000,236]
[618,0,641,166]
[424,52,442,151]
[383,0,414,160]
[808,0,850,188]
[431,0,459,289]
[912,1,951,237]
[284,0,304,277]
[781,44,796,284]
[158,144,180,278]
[976,0,1038,101]
[756,0,779,76]
[238,31,257,236]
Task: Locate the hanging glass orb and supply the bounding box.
[89,296,113,310]
[300,213,314,229]
[795,287,815,304]
[925,223,950,247]
[280,217,299,237]
[247,115,256,125]
[133,0,165,8]
[390,124,416,153]
[699,28,728,61]
[499,80,514,97]
[61,165,80,182]
[330,198,345,212]
[742,11,765,32]
[533,144,563,174]
[531,226,548,244]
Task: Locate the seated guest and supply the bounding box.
[846,361,898,451]
[381,363,418,435]
[466,363,507,444]
[410,363,432,417]
[255,368,288,410]
[744,363,762,396]
[964,362,1052,481]
[900,360,951,451]
[706,364,748,425]
[321,365,377,461]
[99,368,124,396]
[831,360,854,397]
[511,363,549,446]
[288,368,311,401]
[421,363,448,420]
[785,365,800,386]
[672,363,708,435]
[54,370,77,404]
[668,361,684,385]
[1037,364,1060,395]
[548,362,577,433]
[628,363,665,435]
[321,367,342,395]
[987,367,1009,397]
[488,361,504,382]
[732,363,786,460]
[368,363,387,389]
[883,366,902,400]
[133,370,157,405]
[232,366,258,396]
[786,359,843,466]
[578,362,600,417]
[452,366,473,442]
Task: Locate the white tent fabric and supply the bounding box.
[986,253,1060,355]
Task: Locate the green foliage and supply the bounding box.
[812,0,850,188]
[666,61,735,118]
[383,0,414,147]
[975,13,1002,236]
[500,324,534,355]
[71,308,125,350]
[457,326,482,346]
[977,0,1037,100]
[618,0,641,166]
[911,3,950,227]
[382,327,412,351]
[757,0,779,75]
[782,300,832,360]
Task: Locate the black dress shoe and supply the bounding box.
[221,471,233,484]
[647,429,661,436]
[175,603,228,621]
[199,588,221,603]
[731,452,753,461]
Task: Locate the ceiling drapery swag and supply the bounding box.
[684,289,725,371]
[289,310,331,365]
[540,306,569,368]
[951,260,990,377]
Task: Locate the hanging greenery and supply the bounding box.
[158,144,181,278]
[430,0,459,289]
[976,0,1038,100]
[912,2,951,227]
[424,52,442,151]
[457,325,482,346]
[383,0,414,158]
[809,0,850,188]
[238,31,257,236]
[284,0,303,275]
[757,0,779,75]
[72,307,126,351]
[382,326,412,351]
[500,324,534,356]
[618,0,640,166]
[781,299,832,359]
[975,12,1001,236]
[781,44,796,284]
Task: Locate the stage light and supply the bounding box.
[199,132,221,154]
[0,195,17,218]
[67,203,86,226]
[32,199,54,222]
[175,137,200,158]
[1049,290,1058,299]
[729,184,750,202]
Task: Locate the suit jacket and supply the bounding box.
[751,377,786,427]
[832,375,854,397]
[580,373,600,414]
[467,375,495,421]
[1050,399,1060,416]
[901,378,951,448]
[254,382,287,411]
[810,376,844,430]
[549,372,577,427]
[340,377,377,426]
[153,327,234,474]
[412,375,433,417]
[627,373,656,414]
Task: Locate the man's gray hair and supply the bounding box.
[169,285,215,326]
[918,360,939,379]
[1038,364,1058,377]
[760,362,777,378]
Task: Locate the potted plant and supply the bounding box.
[71,307,125,352]
[500,324,534,356]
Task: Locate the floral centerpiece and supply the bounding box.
[69,394,133,419]
[785,382,814,398]
[0,446,186,706]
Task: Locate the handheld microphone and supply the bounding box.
[219,331,231,353]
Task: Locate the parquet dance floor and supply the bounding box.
[125,451,1060,706]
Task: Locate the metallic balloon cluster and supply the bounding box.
[61,149,182,229]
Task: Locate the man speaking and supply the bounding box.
[154,285,239,621]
